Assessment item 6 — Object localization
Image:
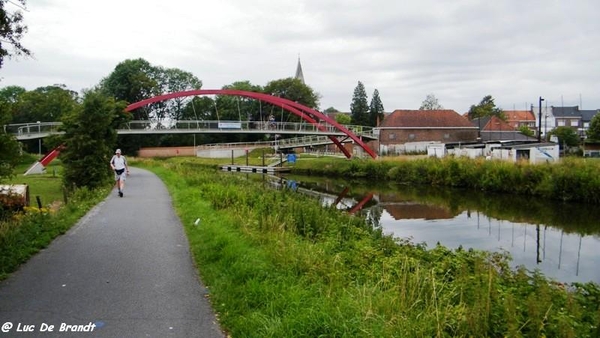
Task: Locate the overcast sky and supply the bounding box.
[1,0,599,114]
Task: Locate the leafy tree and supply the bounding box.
[518,125,534,137]
[0,85,25,104]
[182,96,216,121]
[335,113,351,125]
[154,67,202,122]
[99,58,159,121]
[468,95,505,120]
[0,0,30,68]
[419,93,444,110]
[61,91,126,189]
[263,78,320,125]
[218,81,264,122]
[549,126,580,149]
[369,89,384,127]
[9,85,79,124]
[263,78,319,110]
[586,114,600,141]
[350,81,369,126]
[323,107,339,114]
[0,98,20,181]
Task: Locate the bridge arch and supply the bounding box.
[125,89,376,159]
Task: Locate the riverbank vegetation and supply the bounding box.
[135,157,600,337]
[291,156,600,204]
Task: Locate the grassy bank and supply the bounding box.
[291,156,600,204]
[135,157,600,338]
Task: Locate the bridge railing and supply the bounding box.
[4,122,63,136]
[5,120,375,138]
[120,120,373,135]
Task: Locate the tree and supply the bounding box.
[419,93,443,110]
[99,58,159,121]
[350,81,369,126]
[518,125,534,138]
[263,78,319,109]
[0,98,20,181]
[369,89,384,127]
[263,77,320,125]
[0,85,25,104]
[9,85,79,124]
[0,0,31,68]
[154,67,202,122]
[335,113,351,125]
[586,114,600,141]
[468,95,505,120]
[549,126,580,149]
[61,91,126,189]
[219,81,264,121]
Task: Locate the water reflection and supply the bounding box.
[241,173,600,284]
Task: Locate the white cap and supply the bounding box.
[115,149,121,154]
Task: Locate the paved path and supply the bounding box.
[0,167,225,337]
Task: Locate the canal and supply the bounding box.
[247,173,600,285]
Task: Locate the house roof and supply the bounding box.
[471,116,516,131]
[380,109,475,128]
[484,116,515,131]
[580,110,598,122]
[505,110,535,121]
[552,106,580,117]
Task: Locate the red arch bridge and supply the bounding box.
[9,90,378,173]
[125,89,377,159]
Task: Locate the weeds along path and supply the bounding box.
[0,167,225,337]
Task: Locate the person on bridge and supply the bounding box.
[110,149,129,197]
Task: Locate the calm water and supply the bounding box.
[252,173,600,284]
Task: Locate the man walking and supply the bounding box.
[110,149,129,197]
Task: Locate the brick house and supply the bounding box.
[471,115,535,141]
[505,110,536,133]
[375,110,478,154]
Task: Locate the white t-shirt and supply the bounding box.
[110,155,127,170]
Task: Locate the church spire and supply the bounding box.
[294,56,305,84]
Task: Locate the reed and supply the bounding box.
[135,157,600,337]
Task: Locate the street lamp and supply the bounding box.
[538,97,544,142]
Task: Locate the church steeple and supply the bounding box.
[294,56,305,84]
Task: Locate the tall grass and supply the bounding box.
[135,157,600,337]
[0,187,110,280]
[292,156,600,204]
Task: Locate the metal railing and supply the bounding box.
[5,120,376,139]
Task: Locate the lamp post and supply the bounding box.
[538,97,544,142]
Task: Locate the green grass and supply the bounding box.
[0,154,111,280]
[3,153,65,207]
[134,157,600,338]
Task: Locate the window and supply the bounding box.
[408,134,415,140]
[571,120,579,127]
[388,133,395,140]
[558,120,565,126]
[584,122,590,128]
[444,133,450,139]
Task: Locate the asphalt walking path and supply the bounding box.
[0,167,225,338]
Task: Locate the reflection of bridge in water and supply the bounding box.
[256,177,596,283]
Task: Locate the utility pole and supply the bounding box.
[538,96,544,142]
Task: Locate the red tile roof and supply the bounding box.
[505,110,535,121]
[380,110,475,128]
[484,116,516,131]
